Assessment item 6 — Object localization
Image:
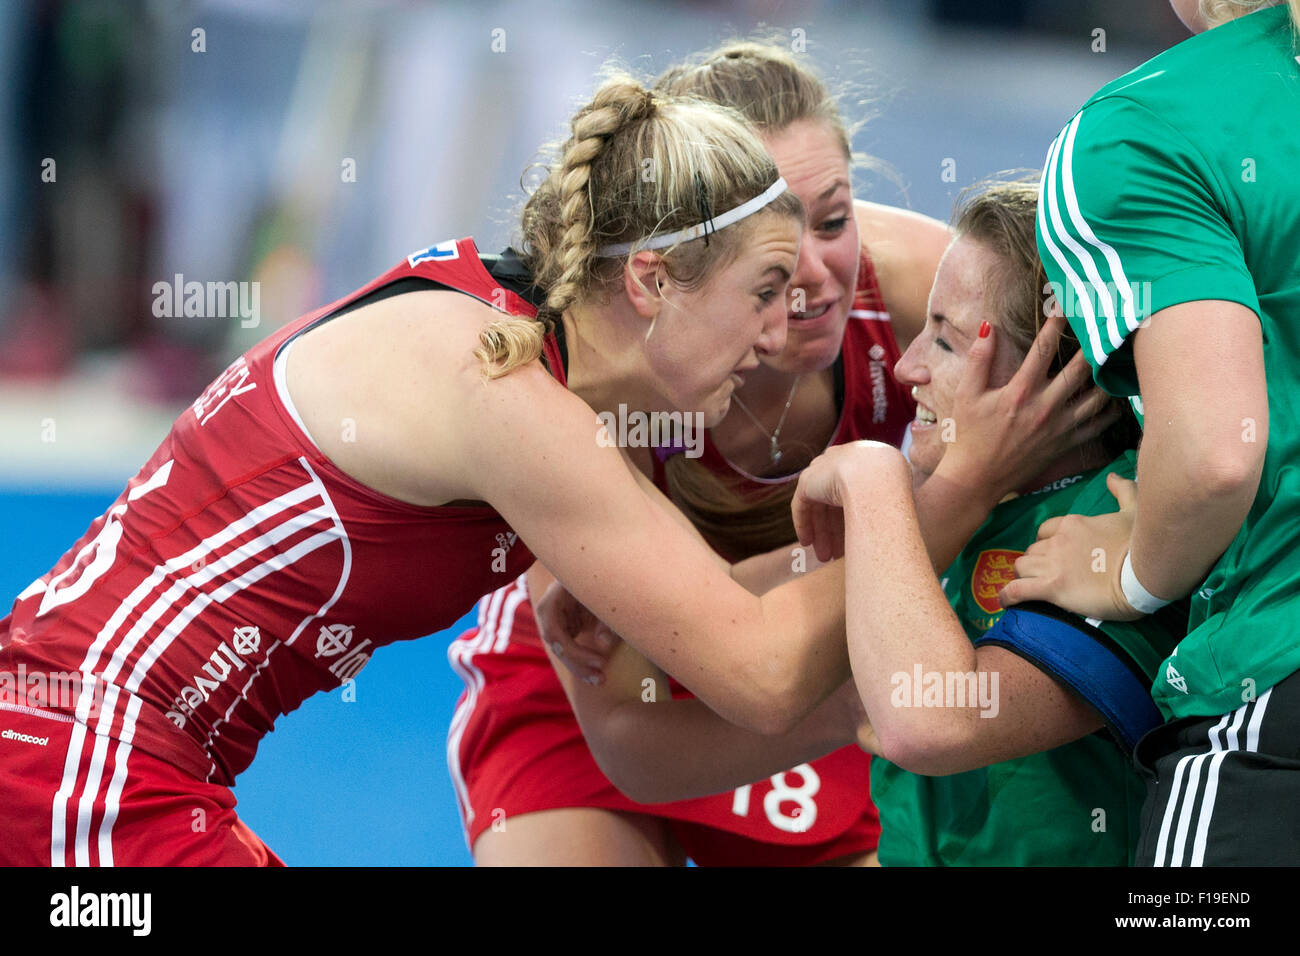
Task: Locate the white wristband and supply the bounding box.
[1120,551,1170,614]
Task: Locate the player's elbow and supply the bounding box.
[581,716,664,803]
[752,704,802,737]
[1156,405,1267,505]
[729,690,800,737]
[602,765,663,804]
[873,717,976,777]
[741,661,811,736]
[590,745,687,805]
[1186,444,1266,503]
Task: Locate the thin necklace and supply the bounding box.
[730,374,803,466]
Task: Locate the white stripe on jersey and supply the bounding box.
[51,462,346,865]
[109,506,335,695]
[74,694,118,866]
[51,723,85,865]
[97,705,141,867]
[201,457,353,781]
[16,578,47,602]
[1039,127,1106,363]
[1057,115,1143,341]
[70,478,324,714]
[127,459,175,500]
[446,577,527,841]
[1040,112,1144,359]
[284,458,353,650]
[446,585,511,830]
[1188,690,1270,865]
[1168,714,1227,865]
[446,598,498,831]
[848,309,891,321]
[1041,117,1122,354]
[1151,739,1193,867]
[493,586,528,654]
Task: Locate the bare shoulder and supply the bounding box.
[853,201,951,350]
[854,200,951,271]
[854,200,948,243]
[286,288,569,506]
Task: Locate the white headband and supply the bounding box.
[595,177,789,257]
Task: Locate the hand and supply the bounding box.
[534,579,622,684]
[792,441,910,562]
[813,681,879,754]
[998,472,1143,621]
[938,311,1121,501]
[855,716,882,756]
[842,686,881,756]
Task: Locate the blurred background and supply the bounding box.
[0,0,1190,865]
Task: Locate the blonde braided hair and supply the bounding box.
[474,73,801,379]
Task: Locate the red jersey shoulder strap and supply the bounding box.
[850,244,890,318]
[278,237,541,343]
[833,242,915,444]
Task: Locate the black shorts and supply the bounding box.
[1133,667,1300,866]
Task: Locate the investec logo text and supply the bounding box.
[164,626,261,729]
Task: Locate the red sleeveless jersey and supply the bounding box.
[0,238,540,787]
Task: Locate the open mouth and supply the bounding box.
[914,402,939,425]
[790,301,833,322]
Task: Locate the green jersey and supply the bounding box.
[1037,5,1300,720]
[872,453,1184,866]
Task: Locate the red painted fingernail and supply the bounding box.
[978,321,991,339]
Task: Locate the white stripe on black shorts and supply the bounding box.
[1134,667,1300,866]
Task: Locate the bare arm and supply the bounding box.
[795,442,1102,776]
[729,541,825,593]
[435,339,848,735]
[533,493,856,802]
[1128,302,1266,599]
[543,624,861,803]
[544,312,1114,771]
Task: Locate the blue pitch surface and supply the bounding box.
[0,486,476,866]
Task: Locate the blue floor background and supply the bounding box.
[0,486,476,866]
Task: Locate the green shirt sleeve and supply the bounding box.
[1037,95,1260,396]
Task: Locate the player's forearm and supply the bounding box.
[912,460,1003,574]
[578,693,851,804]
[755,561,853,733]
[730,542,825,594]
[555,636,849,801]
[841,465,984,767]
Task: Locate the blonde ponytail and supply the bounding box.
[472,315,552,378]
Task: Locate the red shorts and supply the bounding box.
[0,702,283,866]
[447,577,880,866]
